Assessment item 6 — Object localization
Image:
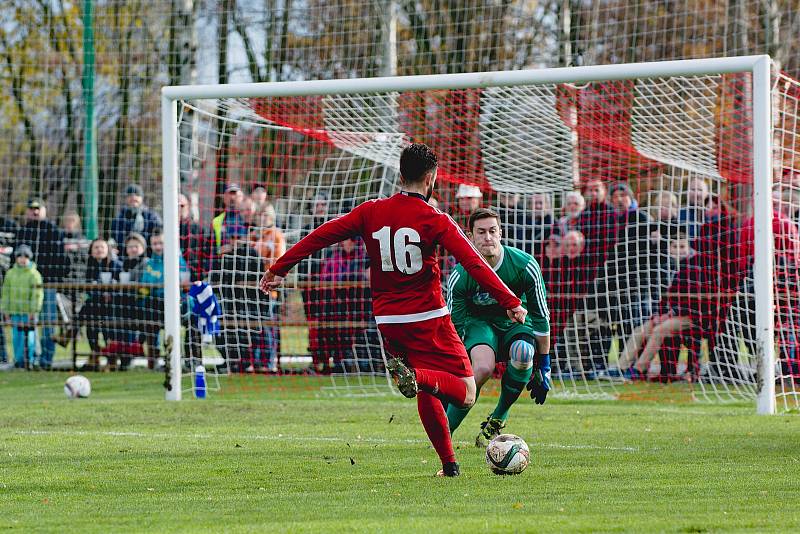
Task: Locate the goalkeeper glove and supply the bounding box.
[526,353,551,405]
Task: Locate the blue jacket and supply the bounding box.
[111,206,162,254]
[139,251,189,299]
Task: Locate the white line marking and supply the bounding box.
[13,429,647,452]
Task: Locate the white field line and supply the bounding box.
[13,429,646,452]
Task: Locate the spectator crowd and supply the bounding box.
[1,173,799,383]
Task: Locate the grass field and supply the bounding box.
[1,372,799,533]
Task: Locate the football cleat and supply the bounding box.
[386,356,417,398]
[435,461,461,477]
[475,415,506,448]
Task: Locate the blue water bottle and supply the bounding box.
[195,365,207,399]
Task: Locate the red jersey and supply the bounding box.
[270,192,521,324]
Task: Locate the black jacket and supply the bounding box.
[17,219,66,282]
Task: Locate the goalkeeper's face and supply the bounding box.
[470,217,502,259]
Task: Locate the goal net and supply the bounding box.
[163,57,799,412]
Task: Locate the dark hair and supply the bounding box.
[150,227,164,241]
[468,208,500,232]
[400,143,438,183]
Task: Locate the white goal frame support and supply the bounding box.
[161,55,776,413]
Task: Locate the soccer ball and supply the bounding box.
[64,375,91,399]
[485,434,530,475]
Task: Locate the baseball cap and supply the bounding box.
[27,198,43,210]
[455,184,482,199]
[125,184,144,197]
[225,183,242,193]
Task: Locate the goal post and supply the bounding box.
[161,55,781,413]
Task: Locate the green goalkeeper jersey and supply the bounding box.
[447,245,550,337]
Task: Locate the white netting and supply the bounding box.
[168,67,798,410]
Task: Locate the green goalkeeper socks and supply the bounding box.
[491,364,533,423]
[446,390,480,433]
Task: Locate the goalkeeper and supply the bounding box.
[446,208,551,447]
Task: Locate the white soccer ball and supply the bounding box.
[485,434,530,475]
[64,375,91,399]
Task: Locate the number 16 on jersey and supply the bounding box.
[372,226,423,274]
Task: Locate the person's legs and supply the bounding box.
[25,327,37,365]
[10,316,26,368]
[39,289,58,368]
[491,335,535,423]
[617,319,652,371]
[0,322,6,363]
[635,316,691,374]
[417,391,457,465]
[379,317,474,475]
[447,344,494,433]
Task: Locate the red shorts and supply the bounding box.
[378,315,473,378]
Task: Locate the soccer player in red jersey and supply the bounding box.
[260,143,526,477]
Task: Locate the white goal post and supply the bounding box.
[161,55,776,413]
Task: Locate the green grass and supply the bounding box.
[1,372,799,533]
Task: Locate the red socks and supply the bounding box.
[414,368,468,406]
[416,391,456,465]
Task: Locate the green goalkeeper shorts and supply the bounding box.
[462,320,536,362]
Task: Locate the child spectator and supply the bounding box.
[1,245,43,369]
[139,229,189,369]
[79,238,123,371]
[114,232,150,369]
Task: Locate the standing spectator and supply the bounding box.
[250,185,269,214]
[319,237,370,373]
[0,214,18,364]
[249,204,286,373]
[711,204,800,381]
[299,192,331,372]
[17,199,65,370]
[453,184,483,230]
[179,193,205,280]
[209,225,265,372]
[251,204,287,271]
[576,179,615,281]
[211,183,247,256]
[1,245,43,369]
[111,184,163,257]
[495,192,526,248]
[608,181,651,244]
[524,192,554,258]
[574,182,651,370]
[79,238,123,371]
[139,229,189,369]
[552,191,585,239]
[544,230,592,374]
[56,211,89,346]
[679,177,710,239]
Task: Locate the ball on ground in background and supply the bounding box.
[64,375,91,399]
[485,434,530,475]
